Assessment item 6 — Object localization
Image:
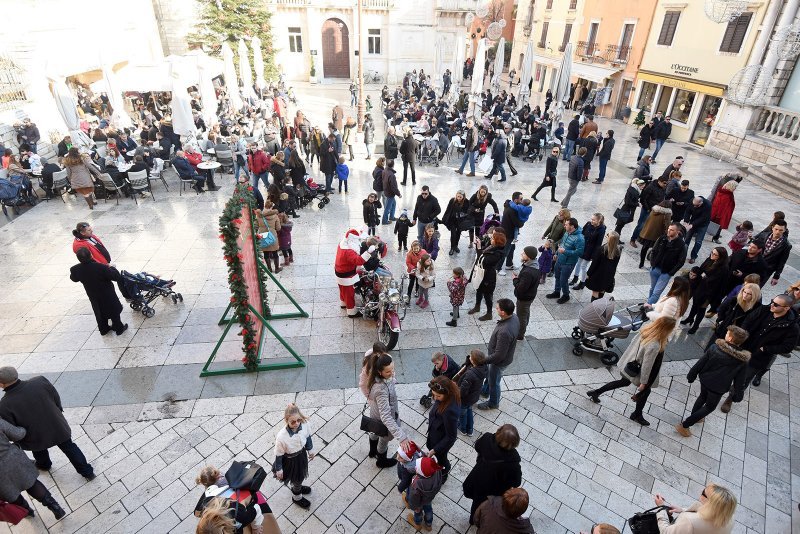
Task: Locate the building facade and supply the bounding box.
[633,0,769,146]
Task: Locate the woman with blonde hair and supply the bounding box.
[707,282,761,349]
[63,147,100,209]
[196,498,235,534]
[587,315,676,426]
[654,483,737,533]
[585,231,623,301]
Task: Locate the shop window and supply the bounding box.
[670,89,695,123]
[288,27,303,53]
[637,81,657,111]
[719,12,752,54]
[690,96,722,146]
[657,11,680,46]
[656,86,673,115]
[368,29,381,55]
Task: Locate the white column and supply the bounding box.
[755,0,800,93]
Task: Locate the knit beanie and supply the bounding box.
[397,441,420,462]
[523,246,538,261]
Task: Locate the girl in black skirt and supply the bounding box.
[272,404,316,509]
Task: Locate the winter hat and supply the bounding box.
[416,456,442,477]
[523,246,538,261]
[397,441,420,462]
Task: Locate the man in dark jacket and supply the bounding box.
[56,135,72,158]
[381,160,401,224]
[647,223,687,304]
[39,157,63,199]
[560,147,586,208]
[0,366,95,479]
[721,295,799,408]
[677,325,750,436]
[172,151,206,193]
[659,155,684,183]
[754,220,792,286]
[630,177,667,244]
[563,115,580,160]
[484,131,508,182]
[320,133,339,193]
[651,116,672,162]
[593,130,615,184]
[683,196,712,262]
[576,132,599,181]
[458,350,488,436]
[666,179,694,222]
[384,126,399,160]
[725,241,768,293]
[502,124,518,176]
[412,186,441,241]
[16,118,41,153]
[400,131,418,185]
[498,193,525,272]
[513,246,540,340]
[455,119,479,176]
[477,299,520,410]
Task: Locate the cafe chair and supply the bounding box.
[46,169,70,203]
[446,135,464,162]
[150,158,170,192]
[97,173,124,205]
[178,174,200,196]
[126,170,154,204]
[215,149,235,175]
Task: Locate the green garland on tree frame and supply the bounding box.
[219,183,270,371]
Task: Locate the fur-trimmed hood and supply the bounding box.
[650,204,672,216]
[715,338,751,362]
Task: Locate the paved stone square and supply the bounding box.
[0,83,798,532]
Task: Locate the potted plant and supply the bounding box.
[309,61,317,84]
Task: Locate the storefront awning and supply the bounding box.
[532,54,561,68]
[637,72,725,97]
[570,62,622,84]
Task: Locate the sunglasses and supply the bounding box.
[770,301,788,308]
[429,380,447,393]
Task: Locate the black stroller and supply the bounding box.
[299,176,330,209]
[0,176,37,216]
[570,296,647,365]
[119,271,182,318]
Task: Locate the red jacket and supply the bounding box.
[248,150,270,175]
[185,150,203,168]
[405,248,428,274]
[73,235,110,264]
[711,188,736,230]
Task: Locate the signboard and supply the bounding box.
[671,63,699,78]
[637,72,725,97]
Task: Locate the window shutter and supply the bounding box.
[561,24,572,51]
[720,12,752,53]
[540,22,549,46]
[657,11,680,46]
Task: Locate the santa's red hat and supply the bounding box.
[397,441,420,462]
[345,229,360,238]
[416,456,442,477]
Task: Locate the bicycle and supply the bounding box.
[363,70,384,85]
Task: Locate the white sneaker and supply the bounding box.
[498,269,506,276]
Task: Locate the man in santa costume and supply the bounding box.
[335,229,376,318]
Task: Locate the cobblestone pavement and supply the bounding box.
[0,82,798,532]
[1,360,796,534]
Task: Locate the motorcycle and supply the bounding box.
[355,264,410,350]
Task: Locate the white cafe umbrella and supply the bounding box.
[49,77,93,150]
[517,41,534,109]
[197,60,220,127]
[252,36,265,91]
[451,37,465,90]
[169,61,197,139]
[102,65,132,130]
[238,38,257,102]
[490,37,505,93]
[469,38,487,120]
[550,42,573,136]
[222,42,243,111]
[434,36,446,92]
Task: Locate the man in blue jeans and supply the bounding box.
[483,131,508,182]
[476,299,520,410]
[682,196,712,263]
[563,115,580,161]
[593,130,615,184]
[381,160,401,224]
[545,218,585,304]
[647,223,687,304]
[652,116,672,163]
[455,119,478,176]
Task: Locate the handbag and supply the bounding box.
[614,202,633,223]
[359,402,389,437]
[624,361,642,376]
[0,500,30,525]
[457,212,473,232]
[225,460,268,492]
[624,505,670,534]
[469,255,486,289]
[258,216,277,248]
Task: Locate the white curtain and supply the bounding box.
[551,43,574,136]
[469,38,487,120]
[49,77,93,150]
[222,42,243,111]
[490,37,505,93]
[102,66,132,130]
[238,38,257,102]
[517,41,534,109]
[169,61,197,138]
[252,36,265,91]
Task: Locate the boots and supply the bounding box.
[272,256,282,274]
[629,411,650,426]
[368,438,378,458]
[376,450,397,468]
[14,496,35,517]
[84,195,94,210]
[720,395,733,413]
[445,319,457,327]
[569,276,578,285]
[467,304,481,315]
[573,282,585,290]
[478,311,492,321]
[39,493,66,520]
[419,298,429,309]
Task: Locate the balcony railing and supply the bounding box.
[435,0,478,11]
[753,106,800,143]
[607,44,632,64]
[576,41,598,58]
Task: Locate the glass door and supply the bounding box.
[690,95,722,146]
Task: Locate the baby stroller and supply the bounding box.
[0,176,38,216]
[570,296,647,365]
[479,213,501,237]
[419,136,440,167]
[300,176,330,209]
[119,271,182,318]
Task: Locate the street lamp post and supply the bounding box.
[357,0,365,131]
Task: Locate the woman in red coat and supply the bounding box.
[72,222,111,264]
[710,181,737,243]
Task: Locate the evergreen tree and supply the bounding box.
[633,109,646,128]
[188,0,276,80]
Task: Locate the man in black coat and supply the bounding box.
[683,196,712,262]
[484,131,508,182]
[319,133,339,193]
[513,247,540,340]
[477,299,520,410]
[563,115,580,161]
[647,223,687,304]
[753,220,792,287]
[637,120,655,162]
[399,131,418,185]
[412,186,441,241]
[381,160,401,224]
[666,179,694,222]
[651,116,672,162]
[725,241,768,293]
[499,193,525,272]
[593,130,615,184]
[39,157,63,199]
[70,247,128,335]
[0,366,95,479]
[659,155,684,184]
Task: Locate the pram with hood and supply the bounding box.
[118,271,182,318]
[0,175,38,216]
[418,135,440,166]
[570,296,647,365]
[299,176,330,209]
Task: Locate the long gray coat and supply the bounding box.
[0,377,72,451]
[617,336,662,388]
[0,418,38,501]
[368,377,408,443]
